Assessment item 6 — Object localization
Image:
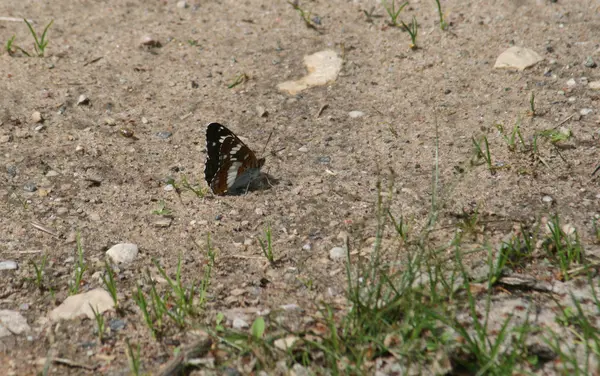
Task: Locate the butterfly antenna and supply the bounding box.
[261,131,274,156]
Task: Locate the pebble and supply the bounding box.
[176,0,188,8]
[542,195,553,203]
[298,146,308,153]
[140,35,160,47]
[7,166,17,178]
[23,182,37,192]
[154,218,172,228]
[141,117,148,124]
[164,184,174,191]
[75,145,85,154]
[106,243,139,264]
[589,81,600,90]
[108,319,127,331]
[0,261,18,271]
[277,50,343,95]
[317,156,331,164]
[584,56,597,68]
[274,336,300,351]
[89,212,101,221]
[232,317,249,329]
[580,109,593,116]
[256,105,268,117]
[0,310,30,337]
[46,170,59,177]
[348,111,365,118]
[104,118,116,126]
[493,47,543,71]
[566,78,577,87]
[77,94,90,105]
[255,208,264,216]
[0,135,11,143]
[302,243,311,251]
[329,247,346,260]
[280,303,301,311]
[156,131,172,139]
[31,111,43,123]
[48,288,114,321]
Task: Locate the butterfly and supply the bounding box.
[204,122,265,195]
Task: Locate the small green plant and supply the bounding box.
[101,260,119,311]
[381,0,409,26]
[495,120,526,152]
[401,16,419,49]
[542,216,582,280]
[29,253,48,291]
[126,339,142,376]
[227,73,249,89]
[23,19,53,57]
[215,312,225,332]
[251,316,265,340]
[5,35,16,54]
[153,254,196,327]
[363,7,381,23]
[89,304,106,343]
[528,91,536,117]
[187,39,198,46]
[287,1,319,30]
[152,200,172,216]
[434,0,448,30]
[69,233,88,295]
[180,175,206,198]
[538,128,571,144]
[593,219,600,243]
[258,225,275,265]
[471,136,494,174]
[133,283,156,338]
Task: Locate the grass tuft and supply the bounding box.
[258,224,275,265]
[69,233,88,295]
[381,0,409,26]
[401,16,419,49]
[23,19,53,57]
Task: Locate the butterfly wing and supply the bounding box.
[204,122,264,195]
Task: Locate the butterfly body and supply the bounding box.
[204,122,265,195]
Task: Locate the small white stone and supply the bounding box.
[232,317,249,329]
[0,310,30,337]
[329,246,346,260]
[75,145,85,154]
[348,111,365,118]
[106,243,139,264]
[77,94,90,105]
[589,81,600,90]
[176,0,188,8]
[580,108,593,116]
[48,289,114,322]
[542,195,553,203]
[274,336,300,351]
[0,261,18,271]
[141,117,148,124]
[31,111,43,123]
[566,78,577,87]
[298,146,308,153]
[164,184,174,191]
[255,208,264,216]
[302,243,311,251]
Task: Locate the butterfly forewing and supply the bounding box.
[204,122,264,195]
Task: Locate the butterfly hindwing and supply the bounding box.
[204,122,265,195]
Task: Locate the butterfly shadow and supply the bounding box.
[227,172,279,196]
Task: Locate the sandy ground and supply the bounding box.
[1,0,599,374]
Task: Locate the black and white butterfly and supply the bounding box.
[204,122,265,195]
